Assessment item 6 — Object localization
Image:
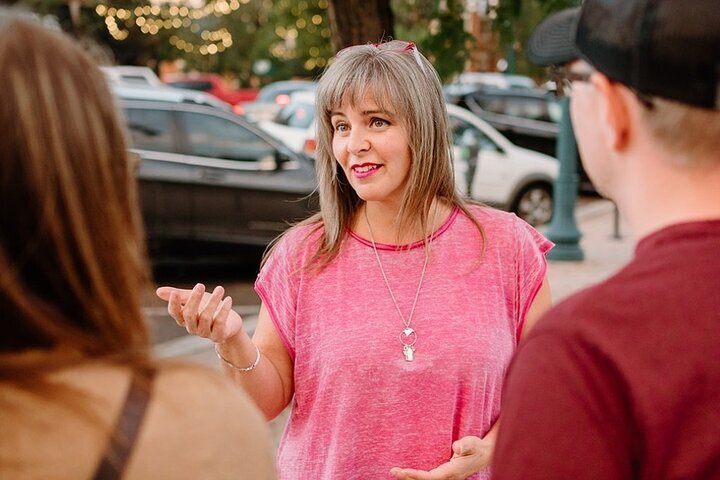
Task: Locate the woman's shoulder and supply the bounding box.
[459,203,525,234]
[0,361,276,479]
[152,362,264,420]
[456,203,550,252]
[132,362,276,478]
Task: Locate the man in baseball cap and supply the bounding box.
[493,1,720,478]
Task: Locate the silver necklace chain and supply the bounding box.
[364,204,437,361]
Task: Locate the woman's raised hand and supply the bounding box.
[156,284,244,343]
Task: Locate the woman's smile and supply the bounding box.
[351,163,382,178]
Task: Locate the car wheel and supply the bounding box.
[512,183,553,226]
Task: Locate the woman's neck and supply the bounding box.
[357,199,449,245]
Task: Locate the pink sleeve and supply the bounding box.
[513,216,553,340]
[254,233,302,360]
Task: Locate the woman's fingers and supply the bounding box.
[156,283,242,342]
[181,283,205,331]
[209,296,238,342]
[159,283,241,342]
[168,291,185,326]
[196,286,225,337]
[156,285,192,302]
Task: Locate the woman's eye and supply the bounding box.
[371,118,389,128]
[334,123,348,132]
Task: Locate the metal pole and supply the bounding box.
[545,95,584,261]
[612,202,622,239]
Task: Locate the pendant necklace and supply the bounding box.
[364,204,437,362]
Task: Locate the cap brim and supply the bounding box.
[527,7,581,66]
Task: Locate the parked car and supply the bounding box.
[257,90,317,157]
[163,72,258,115]
[445,85,595,193]
[112,85,319,264]
[449,103,557,226]
[112,83,232,112]
[101,65,163,87]
[449,72,538,90]
[242,80,317,122]
[258,93,558,226]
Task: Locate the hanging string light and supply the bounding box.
[95,0,249,54]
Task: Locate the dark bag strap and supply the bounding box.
[92,367,157,480]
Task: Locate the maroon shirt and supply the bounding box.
[493,220,720,480]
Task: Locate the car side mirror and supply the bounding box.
[258,154,278,171]
[274,149,293,170]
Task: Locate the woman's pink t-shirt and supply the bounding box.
[255,205,552,479]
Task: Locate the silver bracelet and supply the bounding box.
[214,343,260,372]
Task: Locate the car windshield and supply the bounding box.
[273,101,315,128]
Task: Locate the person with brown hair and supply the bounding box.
[0,8,275,479]
[493,1,720,478]
[158,39,553,479]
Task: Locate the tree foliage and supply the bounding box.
[493,0,581,76]
[15,0,473,85]
[393,0,474,83]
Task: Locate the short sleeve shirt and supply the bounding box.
[256,205,552,479]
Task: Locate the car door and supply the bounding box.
[448,113,517,206]
[174,107,317,245]
[123,104,197,244]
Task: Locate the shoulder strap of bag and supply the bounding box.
[92,367,157,480]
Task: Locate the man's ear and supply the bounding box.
[592,73,631,151]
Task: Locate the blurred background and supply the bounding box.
[10,0,581,89]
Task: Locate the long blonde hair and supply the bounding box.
[280,41,483,270]
[0,9,152,379]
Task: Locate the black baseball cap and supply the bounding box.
[526,0,720,109]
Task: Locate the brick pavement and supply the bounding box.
[545,198,635,302]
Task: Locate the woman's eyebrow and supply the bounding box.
[329,108,394,118]
[361,108,391,115]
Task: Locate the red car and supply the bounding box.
[164,73,258,114]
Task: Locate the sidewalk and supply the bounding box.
[544,198,635,302]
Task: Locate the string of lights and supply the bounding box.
[95,0,330,67]
[95,0,248,54]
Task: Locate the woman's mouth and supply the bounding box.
[352,163,381,178]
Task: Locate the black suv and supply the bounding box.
[444,85,595,193]
[114,85,319,264]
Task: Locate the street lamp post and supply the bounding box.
[545,95,584,261]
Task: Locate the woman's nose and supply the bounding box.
[347,127,370,155]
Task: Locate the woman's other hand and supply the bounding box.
[156,284,243,343]
[389,435,492,480]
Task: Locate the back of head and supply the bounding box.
[313,41,457,245]
[0,8,151,371]
[527,0,720,162]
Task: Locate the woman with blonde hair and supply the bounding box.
[159,40,553,479]
[0,8,275,479]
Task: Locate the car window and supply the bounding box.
[167,80,214,91]
[273,101,315,128]
[124,108,174,152]
[474,94,558,124]
[472,95,507,116]
[448,116,499,152]
[177,111,275,162]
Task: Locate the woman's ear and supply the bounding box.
[592,73,631,151]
